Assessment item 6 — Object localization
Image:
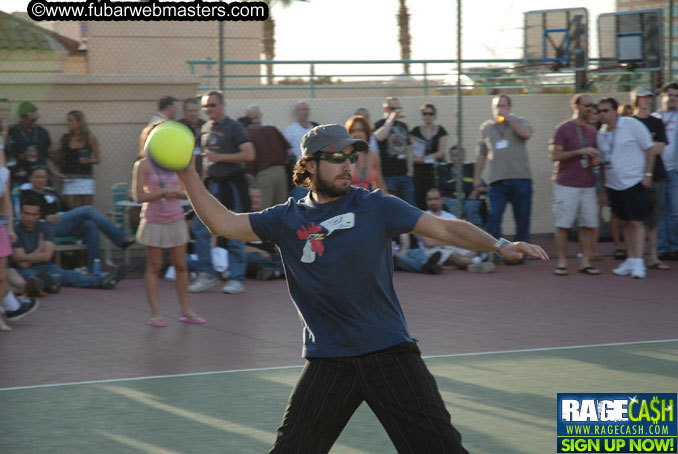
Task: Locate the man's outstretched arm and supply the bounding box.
[412,213,549,261]
[177,157,260,242]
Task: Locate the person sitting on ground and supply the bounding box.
[18,166,135,273]
[439,145,487,228]
[394,188,495,274]
[12,194,124,290]
[244,184,283,280]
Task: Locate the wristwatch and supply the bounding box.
[493,237,511,256]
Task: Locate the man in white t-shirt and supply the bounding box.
[283,101,316,200]
[653,82,678,260]
[394,188,495,273]
[597,97,658,279]
[283,101,315,159]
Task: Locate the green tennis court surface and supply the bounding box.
[2,340,676,454]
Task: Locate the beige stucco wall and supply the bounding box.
[84,21,262,89]
[0,74,202,217]
[225,94,580,236]
[0,77,627,236]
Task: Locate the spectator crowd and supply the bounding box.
[2,87,677,330]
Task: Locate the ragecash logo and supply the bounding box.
[557,393,677,453]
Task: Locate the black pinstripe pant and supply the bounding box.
[269,342,468,454]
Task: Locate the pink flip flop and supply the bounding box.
[179,316,206,325]
[148,318,168,327]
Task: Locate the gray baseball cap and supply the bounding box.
[632,87,654,97]
[301,124,369,157]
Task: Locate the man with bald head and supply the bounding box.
[475,94,534,263]
[246,105,263,126]
[243,105,290,208]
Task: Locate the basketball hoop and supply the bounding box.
[523,8,589,73]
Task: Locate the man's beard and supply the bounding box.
[314,170,351,199]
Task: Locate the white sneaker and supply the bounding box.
[612,259,634,276]
[467,262,496,273]
[631,260,646,279]
[222,281,245,294]
[188,273,219,293]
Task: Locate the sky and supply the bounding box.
[2,0,617,76]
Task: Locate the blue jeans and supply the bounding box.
[658,170,678,253]
[246,251,283,275]
[486,179,532,242]
[444,199,484,228]
[189,179,247,283]
[18,262,101,288]
[384,175,415,206]
[393,249,429,273]
[53,206,127,270]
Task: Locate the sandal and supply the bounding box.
[553,266,568,276]
[578,266,601,275]
[613,249,627,260]
[647,261,670,270]
[179,315,206,325]
[148,318,167,327]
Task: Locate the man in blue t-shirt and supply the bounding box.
[178,124,548,453]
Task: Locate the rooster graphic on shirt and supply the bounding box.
[296,213,355,263]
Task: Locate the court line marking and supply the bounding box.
[2,338,676,392]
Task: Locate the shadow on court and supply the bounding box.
[2,341,676,454]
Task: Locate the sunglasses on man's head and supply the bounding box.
[318,151,359,164]
[580,102,594,108]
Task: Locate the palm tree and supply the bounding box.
[263,0,308,85]
[397,0,412,75]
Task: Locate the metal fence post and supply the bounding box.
[456,0,463,217]
[218,22,224,91]
[423,62,429,96]
[310,63,315,98]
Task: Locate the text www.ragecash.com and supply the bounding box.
[27,0,269,22]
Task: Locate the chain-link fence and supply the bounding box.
[0,1,674,243]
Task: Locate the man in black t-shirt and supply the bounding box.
[632,87,670,270]
[188,91,256,294]
[178,97,206,175]
[373,97,415,205]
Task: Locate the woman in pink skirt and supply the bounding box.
[0,163,18,331]
[132,122,204,327]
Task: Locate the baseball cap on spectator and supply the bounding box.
[18,102,37,118]
[301,124,368,158]
[632,87,654,98]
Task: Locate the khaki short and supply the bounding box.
[552,182,599,229]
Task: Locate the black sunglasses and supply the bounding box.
[598,108,611,113]
[318,151,359,164]
[202,104,217,108]
[580,103,594,107]
[422,111,435,116]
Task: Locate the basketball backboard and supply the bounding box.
[524,8,588,72]
[598,9,663,71]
